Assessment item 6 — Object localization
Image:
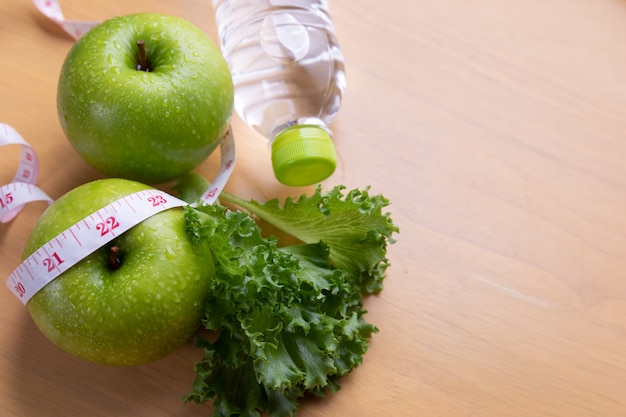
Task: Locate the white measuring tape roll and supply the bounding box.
[0,123,53,223]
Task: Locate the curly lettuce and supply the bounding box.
[175,175,398,417]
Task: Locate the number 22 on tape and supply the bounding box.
[6,189,186,304]
[5,122,235,304]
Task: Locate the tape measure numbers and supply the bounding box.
[0,123,53,223]
[5,127,236,304]
[5,2,239,304]
[6,189,187,304]
[1,183,54,224]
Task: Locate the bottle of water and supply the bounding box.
[211,0,346,186]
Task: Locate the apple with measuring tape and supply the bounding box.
[21,178,214,366]
[57,13,234,184]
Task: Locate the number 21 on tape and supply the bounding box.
[6,189,187,304]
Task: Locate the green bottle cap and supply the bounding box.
[271,125,337,186]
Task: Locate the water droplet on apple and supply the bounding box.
[165,245,176,259]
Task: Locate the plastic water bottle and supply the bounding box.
[211,0,346,186]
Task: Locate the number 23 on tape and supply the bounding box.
[6,189,186,304]
[5,125,235,304]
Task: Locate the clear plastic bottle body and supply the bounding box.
[212,0,346,185]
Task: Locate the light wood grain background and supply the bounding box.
[2,0,626,416]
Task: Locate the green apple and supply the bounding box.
[57,13,234,184]
[22,178,214,366]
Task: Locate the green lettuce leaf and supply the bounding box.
[219,185,398,294]
[174,177,398,417]
[181,204,377,417]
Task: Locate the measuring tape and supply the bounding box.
[0,0,98,225]
[33,0,98,41]
[4,126,236,305]
[0,123,53,223]
[6,189,189,305]
[6,189,186,304]
[3,1,239,304]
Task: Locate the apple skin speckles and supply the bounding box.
[57,13,234,184]
[23,178,215,366]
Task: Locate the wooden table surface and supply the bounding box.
[3,0,626,416]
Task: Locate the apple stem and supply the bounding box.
[136,40,149,72]
[109,246,122,270]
